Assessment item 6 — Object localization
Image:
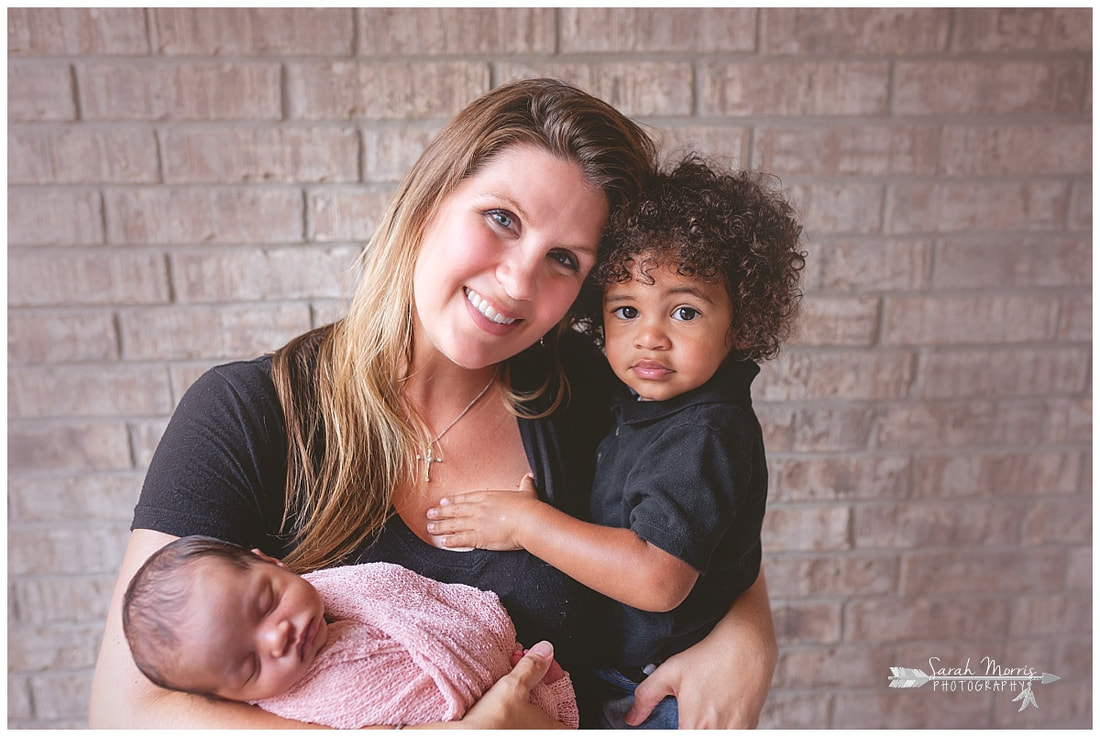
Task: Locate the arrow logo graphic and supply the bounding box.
[889,667,1060,710]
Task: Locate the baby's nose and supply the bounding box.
[262,619,294,657]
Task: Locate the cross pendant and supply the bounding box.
[416,445,443,483]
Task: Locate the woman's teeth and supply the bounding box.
[466,289,517,325]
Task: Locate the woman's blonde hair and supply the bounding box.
[272,78,656,572]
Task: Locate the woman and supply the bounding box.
[89,78,777,729]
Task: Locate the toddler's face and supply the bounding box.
[173,554,328,702]
[602,256,734,402]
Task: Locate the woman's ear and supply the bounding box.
[250,548,285,568]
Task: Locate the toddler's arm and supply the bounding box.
[426,475,698,612]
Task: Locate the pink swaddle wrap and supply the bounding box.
[253,562,579,728]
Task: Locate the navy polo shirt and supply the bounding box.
[589,358,768,668]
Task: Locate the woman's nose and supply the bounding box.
[497,248,538,302]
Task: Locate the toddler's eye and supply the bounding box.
[612,306,638,320]
[673,307,700,321]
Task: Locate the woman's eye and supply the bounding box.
[487,209,515,230]
[550,250,580,273]
[673,307,700,321]
[612,306,638,320]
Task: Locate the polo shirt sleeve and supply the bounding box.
[622,409,761,574]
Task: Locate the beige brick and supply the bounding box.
[312,299,350,328]
[755,124,940,177]
[991,679,1091,728]
[9,525,129,577]
[105,187,303,246]
[6,622,104,670]
[161,127,359,183]
[9,364,173,418]
[932,238,1090,288]
[8,189,103,246]
[8,8,148,54]
[9,472,142,522]
[1044,398,1091,444]
[363,125,441,182]
[762,506,850,551]
[1058,293,1091,341]
[912,451,1082,499]
[761,8,949,54]
[173,246,358,302]
[499,62,693,118]
[1022,496,1092,545]
[768,455,911,502]
[882,295,1059,345]
[764,553,899,597]
[1062,545,1090,591]
[942,124,1091,176]
[916,346,1090,398]
[854,500,1026,549]
[757,688,831,729]
[847,596,1010,642]
[1069,181,1091,230]
[79,61,282,120]
[286,61,487,120]
[562,7,756,52]
[790,296,879,347]
[900,549,1065,595]
[889,181,1068,233]
[700,61,889,117]
[773,645,895,689]
[650,125,750,167]
[8,421,132,472]
[895,60,1086,115]
[833,686,993,729]
[9,250,169,307]
[307,185,393,243]
[28,672,93,722]
[952,8,1092,52]
[9,126,158,184]
[806,239,932,292]
[8,310,119,364]
[7,61,76,121]
[787,182,884,235]
[118,304,311,360]
[360,8,554,55]
[759,405,875,453]
[757,350,914,401]
[773,601,842,644]
[8,677,32,721]
[130,418,171,468]
[154,8,353,55]
[1011,593,1091,637]
[877,399,1046,449]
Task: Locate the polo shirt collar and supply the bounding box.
[613,358,760,425]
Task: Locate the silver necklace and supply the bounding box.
[416,375,495,483]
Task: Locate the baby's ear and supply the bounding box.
[250,548,285,568]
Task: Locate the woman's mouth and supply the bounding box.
[465,288,518,325]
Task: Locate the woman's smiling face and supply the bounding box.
[412,145,610,370]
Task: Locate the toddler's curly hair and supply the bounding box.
[574,155,806,362]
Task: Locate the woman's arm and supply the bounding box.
[626,567,778,729]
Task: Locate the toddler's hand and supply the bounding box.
[426,474,540,551]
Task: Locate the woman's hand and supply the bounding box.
[456,641,568,729]
[626,570,778,729]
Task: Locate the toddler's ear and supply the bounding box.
[250,548,285,567]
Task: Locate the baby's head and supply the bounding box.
[122,535,328,702]
[577,155,805,400]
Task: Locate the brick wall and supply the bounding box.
[7,8,1091,728]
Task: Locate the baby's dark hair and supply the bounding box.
[575,155,806,361]
[122,535,261,695]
